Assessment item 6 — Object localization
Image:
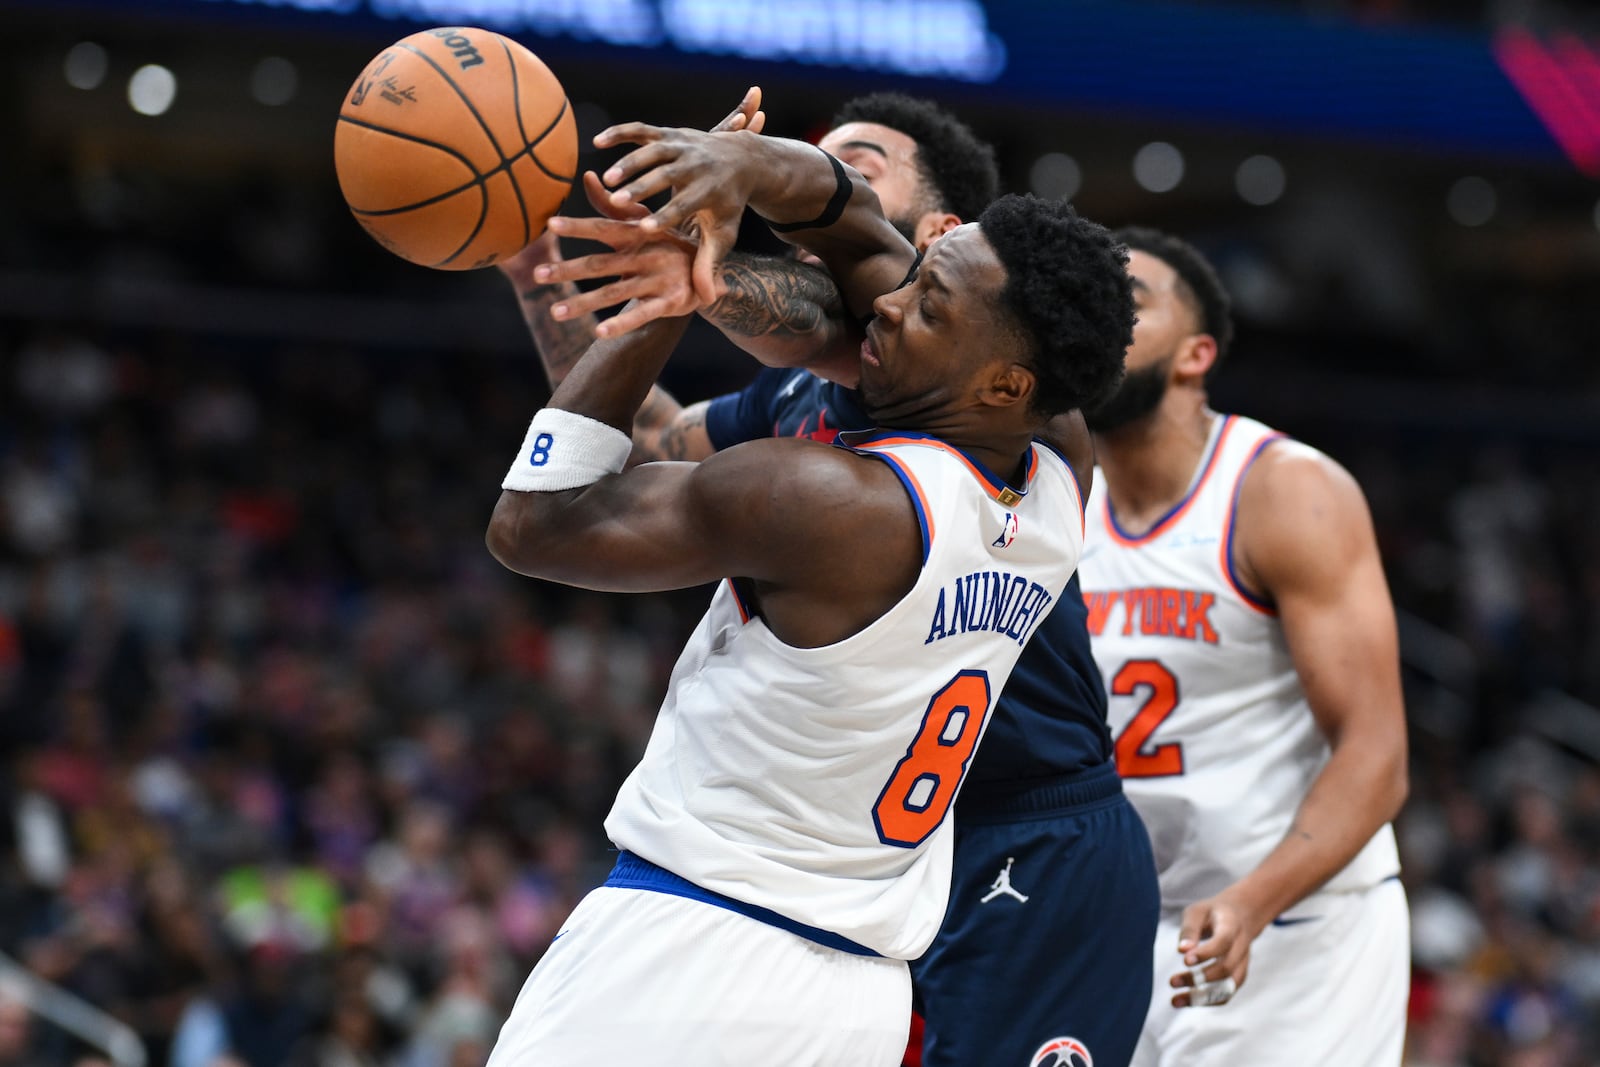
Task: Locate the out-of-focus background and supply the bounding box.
[0,1,1597,1065]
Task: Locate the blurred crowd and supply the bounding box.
[1,308,1597,1067]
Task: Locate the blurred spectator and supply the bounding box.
[0,306,1595,1067]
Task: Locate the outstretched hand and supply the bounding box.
[590,87,768,308]
[532,87,767,338]
[540,186,702,338]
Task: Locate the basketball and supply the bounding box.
[334,27,577,270]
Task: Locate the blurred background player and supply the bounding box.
[1078,227,1409,1066]
[515,92,1160,1067]
[482,116,1131,1062]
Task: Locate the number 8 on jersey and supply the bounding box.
[874,670,992,847]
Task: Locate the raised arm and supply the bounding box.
[492,91,775,462]
[497,234,714,463]
[589,123,916,322]
[1169,442,1407,1006]
[485,304,920,644]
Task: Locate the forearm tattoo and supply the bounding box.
[660,404,706,461]
[636,399,704,463]
[518,282,594,388]
[706,254,846,339]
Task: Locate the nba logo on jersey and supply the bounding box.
[1030,1036,1092,1067]
[993,512,1019,548]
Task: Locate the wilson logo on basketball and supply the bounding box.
[1030,1036,1092,1067]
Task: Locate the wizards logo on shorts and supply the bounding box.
[992,512,1019,548]
[1030,1036,1092,1067]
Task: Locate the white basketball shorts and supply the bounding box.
[485,885,913,1066]
[1132,878,1409,1067]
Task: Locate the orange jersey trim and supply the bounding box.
[856,436,1032,506]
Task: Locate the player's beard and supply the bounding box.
[1084,354,1173,433]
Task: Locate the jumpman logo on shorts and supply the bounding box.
[980,856,1030,904]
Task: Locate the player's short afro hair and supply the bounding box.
[1114,226,1234,376]
[833,93,999,224]
[979,195,1134,418]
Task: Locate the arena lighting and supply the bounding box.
[1446,176,1496,227]
[64,41,109,90]
[1235,154,1286,206]
[1132,142,1184,194]
[1029,152,1081,202]
[251,56,299,105]
[195,0,1008,82]
[128,64,177,116]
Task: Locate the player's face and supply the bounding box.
[858,225,1018,425]
[1085,250,1191,432]
[818,121,930,244]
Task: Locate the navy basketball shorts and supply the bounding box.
[911,763,1159,1067]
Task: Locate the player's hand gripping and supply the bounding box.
[590,95,775,306]
[535,88,767,337]
[1168,891,1265,1008]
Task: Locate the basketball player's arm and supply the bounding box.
[533,235,861,381]
[1169,444,1407,1006]
[490,438,916,650]
[498,239,715,463]
[491,92,772,461]
[593,124,915,320]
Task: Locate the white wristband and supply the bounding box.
[502,408,632,492]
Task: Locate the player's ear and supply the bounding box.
[1173,334,1218,383]
[982,362,1035,409]
[912,212,962,250]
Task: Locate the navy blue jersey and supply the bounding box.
[705,367,1111,787]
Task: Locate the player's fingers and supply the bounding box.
[1176,903,1212,964]
[545,215,654,252]
[1190,926,1237,970]
[747,109,767,135]
[582,171,648,222]
[710,86,761,134]
[601,142,682,192]
[606,165,684,210]
[1168,956,1226,989]
[533,248,655,286]
[594,296,690,339]
[593,121,664,151]
[549,275,657,322]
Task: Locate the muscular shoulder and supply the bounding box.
[1234,440,1377,598]
[692,438,918,564]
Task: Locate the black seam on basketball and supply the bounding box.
[337,115,480,214]
[435,180,490,267]
[396,41,509,164]
[527,97,574,183]
[345,134,550,215]
[498,36,531,248]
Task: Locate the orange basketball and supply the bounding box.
[334,28,577,270]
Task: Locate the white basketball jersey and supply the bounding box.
[1079,414,1398,912]
[604,431,1085,960]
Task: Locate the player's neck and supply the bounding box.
[1095,396,1217,530]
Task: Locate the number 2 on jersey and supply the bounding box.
[873,670,992,848]
[1111,659,1184,778]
